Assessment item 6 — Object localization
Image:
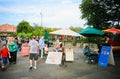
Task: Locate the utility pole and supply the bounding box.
[40,12,42,27]
[40,12,42,36]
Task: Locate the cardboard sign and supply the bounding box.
[45,52,62,65]
[65,48,74,61]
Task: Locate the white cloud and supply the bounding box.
[0,6,42,14]
[61,0,73,4]
[0,0,86,28]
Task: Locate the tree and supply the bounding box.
[69,26,83,32]
[32,26,41,36]
[17,20,33,33]
[80,0,120,29]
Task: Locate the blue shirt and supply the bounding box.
[83,48,90,55]
[39,39,45,49]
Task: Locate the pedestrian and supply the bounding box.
[0,54,2,70]
[57,43,65,66]
[7,37,18,64]
[18,37,22,51]
[28,36,39,70]
[44,44,49,58]
[0,38,6,50]
[55,38,60,51]
[39,36,45,58]
[0,44,11,71]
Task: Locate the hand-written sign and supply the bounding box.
[45,52,62,65]
[65,48,74,61]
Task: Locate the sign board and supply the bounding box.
[108,48,115,65]
[45,52,62,65]
[98,46,111,67]
[65,48,74,61]
[21,43,29,57]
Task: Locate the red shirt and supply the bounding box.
[0,48,9,58]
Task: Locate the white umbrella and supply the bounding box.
[49,28,81,36]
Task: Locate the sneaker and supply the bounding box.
[29,66,32,70]
[1,68,6,71]
[13,62,16,64]
[91,60,94,63]
[85,60,88,63]
[9,62,12,64]
[34,66,37,69]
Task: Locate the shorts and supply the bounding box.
[2,58,8,64]
[29,53,38,60]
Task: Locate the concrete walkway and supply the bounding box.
[0,46,120,79]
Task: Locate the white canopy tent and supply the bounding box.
[49,28,81,36]
[49,28,82,46]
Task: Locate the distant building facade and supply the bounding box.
[0,24,16,36]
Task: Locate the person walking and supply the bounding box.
[39,36,45,58]
[0,44,11,71]
[7,37,18,64]
[28,36,39,70]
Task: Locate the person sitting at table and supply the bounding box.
[83,46,91,59]
[90,46,101,62]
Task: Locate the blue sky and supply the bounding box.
[0,0,86,28]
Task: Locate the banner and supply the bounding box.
[45,52,62,65]
[98,46,111,67]
[65,48,74,61]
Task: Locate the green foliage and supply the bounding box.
[32,24,51,36]
[17,33,22,37]
[69,26,83,32]
[32,26,41,36]
[45,28,55,33]
[17,32,32,38]
[80,0,120,29]
[17,20,33,33]
[78,37,104,44]
[12,32,17,37]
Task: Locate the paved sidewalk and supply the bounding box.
[0,46,120,79]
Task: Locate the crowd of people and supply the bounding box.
[0,36,65,71]
[1,35,117,71]
[0,37,18,71]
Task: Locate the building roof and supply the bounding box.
[0,24,16,32]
